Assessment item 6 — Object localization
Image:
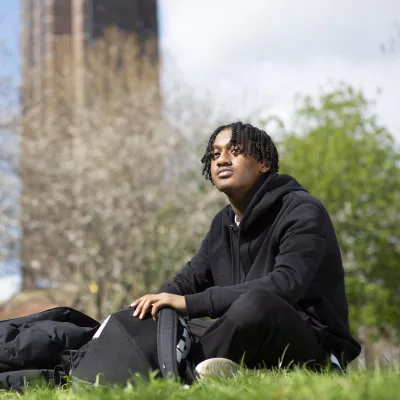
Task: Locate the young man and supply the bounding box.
[131,122,361,376]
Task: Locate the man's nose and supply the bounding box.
[217,150,232,166]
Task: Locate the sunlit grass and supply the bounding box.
[2,367,399,400]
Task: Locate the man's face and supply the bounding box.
[210,129,269,195]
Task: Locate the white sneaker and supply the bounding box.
[195,357,240,378]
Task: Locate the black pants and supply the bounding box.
[187,290,328,369]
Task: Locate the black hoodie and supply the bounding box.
[160,172,361,364]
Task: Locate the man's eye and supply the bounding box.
[212,152,220,159]
[232,147,241,153]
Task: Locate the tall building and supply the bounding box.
[21,0,159,123]
[20,0,160,291]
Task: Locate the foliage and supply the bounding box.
[271,84,400,341]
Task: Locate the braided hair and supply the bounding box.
[201,122,279,182]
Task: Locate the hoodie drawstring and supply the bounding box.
[237,227,241,282]
[229,225,235,285]
[229,223,242,284]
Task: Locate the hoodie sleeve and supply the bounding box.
[158,233,214,296]
[184,203,327,319]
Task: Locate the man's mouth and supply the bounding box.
[217,168,234,178]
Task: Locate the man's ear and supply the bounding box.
[260,162,270,173]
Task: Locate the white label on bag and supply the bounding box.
[92,315,111,340]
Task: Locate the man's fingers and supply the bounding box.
[130,299,139,308]
[140,298,154,319]
[133,297,148,317]
[131,296,144,308]
[151,300,165,321]
[132,294,166,318]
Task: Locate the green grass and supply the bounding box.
[1,368,400,400]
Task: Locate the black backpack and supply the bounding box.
[70,307,195,387]
[0,306,194,392]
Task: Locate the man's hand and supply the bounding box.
[130,293,186,321]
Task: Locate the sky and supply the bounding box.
[158,0,400,135]
[1,0,400,300]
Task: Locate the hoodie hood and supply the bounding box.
[224,172,308,231]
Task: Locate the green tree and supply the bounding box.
[269,84,400,341]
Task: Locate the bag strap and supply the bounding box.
[0,369,66,392]
[156,308,197,384]
[157,308,180,379]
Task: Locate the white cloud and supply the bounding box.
[161,0,400,62]
[159,0,400,139]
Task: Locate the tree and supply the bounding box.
[380,21,400,54]
[20,29,227,319]
[269,84,400,343]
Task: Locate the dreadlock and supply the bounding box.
[201,122,279,182]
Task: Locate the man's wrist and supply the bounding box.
[180,296,189,319]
